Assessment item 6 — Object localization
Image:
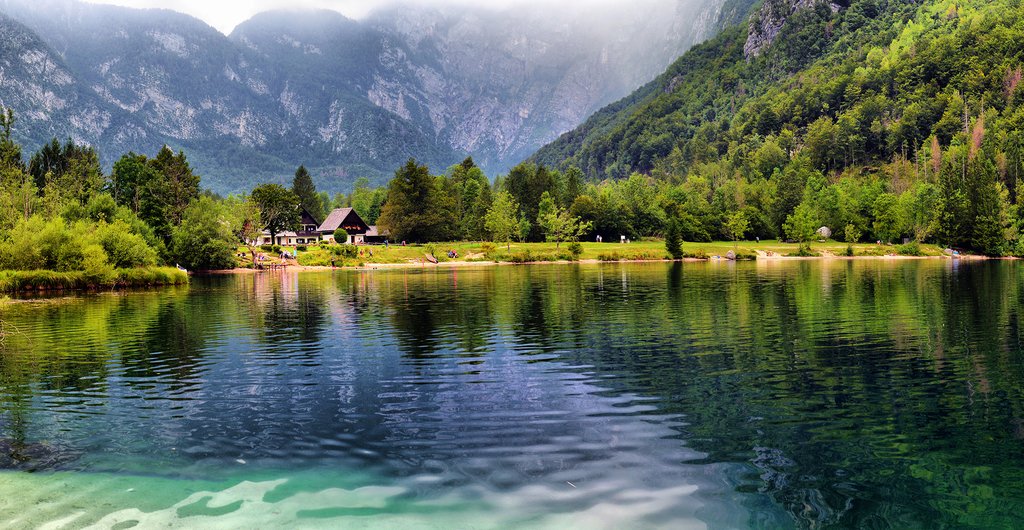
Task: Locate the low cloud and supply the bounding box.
[82,0,702,34]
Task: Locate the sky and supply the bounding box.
[80,0,631,34]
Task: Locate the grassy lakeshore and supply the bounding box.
[0,267,188,292]
[239,239,950,270]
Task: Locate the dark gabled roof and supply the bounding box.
[300,207,320,226]
[317,208,369,233]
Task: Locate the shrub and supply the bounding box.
[844,245,855,256]
[260,244,274,252]
[0,267,187,292]
[480,242,496,255]
[896,241,923,256]
[95,221,158,268]
[683,248,708,260]
[333,228,348,243]
[330,244,358,258]
[296,245,308,252]
[789,243,818,257]
[567,241,583,259]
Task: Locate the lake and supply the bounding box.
[0,260,1022,529]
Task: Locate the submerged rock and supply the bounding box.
[0,439,78,472]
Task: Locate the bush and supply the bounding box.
[896,241,923,256]
[567,241,583,259]
[95,221,158,268]
[334,228,348,243]
[169,198,239,271]
[0,267,187,292]
[296,245,308,252]
[683,248,708,260]
[330,244,358,258]
[260,244,274,252]
[844,245,855,256]
[480,242,496,256]
[788,243,818,257]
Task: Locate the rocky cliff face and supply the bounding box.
[0,0,744,193]
[744,0,843,58]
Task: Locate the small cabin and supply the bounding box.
[318,208,370,244]
[364,225,389,245]
[255,207,323,246]
[295,208,322,244]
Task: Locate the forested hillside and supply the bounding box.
[531,0,1024,254]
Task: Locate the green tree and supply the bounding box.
[147,145,200,226]
[772,158,812,234]
[0,107,23,172]
[467,182,493,240]
[783,202,818,244]
[725,210,750,248]
[291,165,323,221]
[844,223,862,244]
[251,183,300,245]
[378,159,454,242]
[536,191,556,234]
[504,163,555,241]
[485,191,520,250]
[170,196,237,270]
[29,138,104,207]
[225,195,262,267]
[872,193,902,243]
[563,166,584,206]
[110,153,159,214]
[539,206,593,248]
[665,218,683,259]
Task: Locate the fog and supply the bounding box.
[81,0,710,34]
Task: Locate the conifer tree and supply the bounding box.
[291,165,323,221]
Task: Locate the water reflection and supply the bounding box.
[0,261,1023,528]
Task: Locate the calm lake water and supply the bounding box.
[1,260,1023,528]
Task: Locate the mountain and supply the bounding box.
[0,0,749,193]
[528,0,1024,254]
[528,0,973,179]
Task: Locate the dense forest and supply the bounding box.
[529,0,1024,255]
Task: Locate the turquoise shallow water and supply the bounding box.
[1,261,1023,528]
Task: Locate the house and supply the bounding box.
[255,207,323,246]
[364,225,390,245]
[318,208,371,244]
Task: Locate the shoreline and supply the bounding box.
[201,252,983,275]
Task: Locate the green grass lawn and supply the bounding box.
[239,239,945,268]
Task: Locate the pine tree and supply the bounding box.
[378,159,453,242]
[291,165,322,221]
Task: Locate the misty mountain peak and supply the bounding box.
[0,0,746,193]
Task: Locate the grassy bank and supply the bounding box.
[244,239,947,269]
[0,267,188,292]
